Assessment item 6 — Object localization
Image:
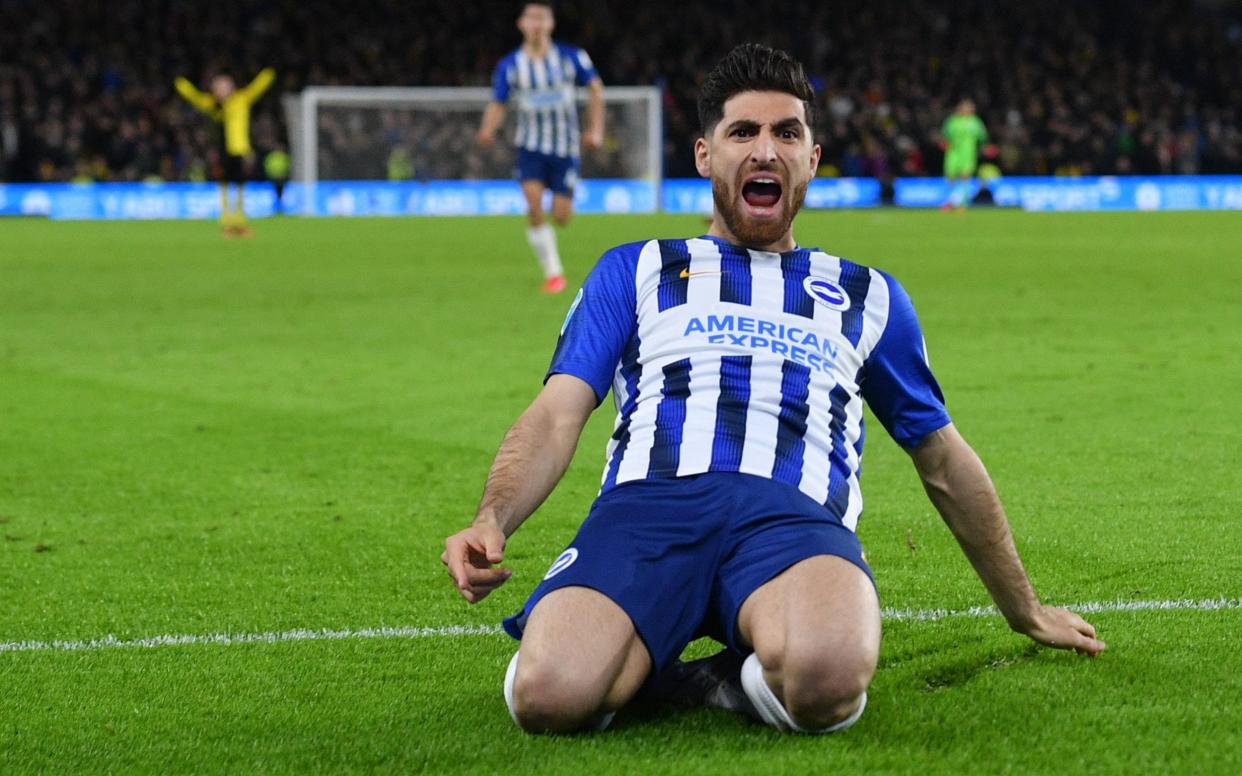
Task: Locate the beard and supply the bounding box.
[711,172,808,249]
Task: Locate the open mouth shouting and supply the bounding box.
[711,160,808,250]
[740,172,784,217]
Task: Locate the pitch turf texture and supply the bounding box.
[1,210,1239,773]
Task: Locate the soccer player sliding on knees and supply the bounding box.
[443,43,1104,735]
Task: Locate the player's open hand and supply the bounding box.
[442,522,512,603]
[583,128,604,151]
[476,129,496,148]
[1016,604,1106,657]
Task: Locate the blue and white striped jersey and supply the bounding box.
[548,235,952,531]
[491,42,598,159]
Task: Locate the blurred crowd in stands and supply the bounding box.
[1,0,1239,183]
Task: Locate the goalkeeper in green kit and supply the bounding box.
[940,99,994,210]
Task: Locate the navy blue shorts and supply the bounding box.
[502,472,872,673]
[514,148,579,195]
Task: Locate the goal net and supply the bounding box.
[283,86,661,215]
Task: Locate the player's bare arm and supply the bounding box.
[442,374,596,603]
[476,100,506,147]
[583,77,605,150]
[909,424,1106,656]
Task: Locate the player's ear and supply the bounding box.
[694,136,711,178]
[809,142,821,175]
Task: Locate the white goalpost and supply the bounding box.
[283,86,662,215]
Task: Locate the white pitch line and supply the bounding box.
[1,598,1238,655]
[880,596,1242,623]
[0,624,503,655]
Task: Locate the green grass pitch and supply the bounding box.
[1,209,1240,773]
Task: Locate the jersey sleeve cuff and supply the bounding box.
[891,413,953,449]
[545,367,610,407]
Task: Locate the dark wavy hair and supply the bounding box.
[698,43,815,135]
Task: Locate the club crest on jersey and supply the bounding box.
[803,276,851,311]
[543,548,579,580]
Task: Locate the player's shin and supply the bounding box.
[218,185,230,226]
[739,653,866,734]
[952,180,971,208]
[525,223,563,279]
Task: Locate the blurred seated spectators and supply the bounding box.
[0,0,1238,183]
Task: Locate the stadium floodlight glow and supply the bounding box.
[284,86,662,215]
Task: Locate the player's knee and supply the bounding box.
[510,658,603,733]
[783,679,868,730]
[780,648,873,730]
[552,210,571,227]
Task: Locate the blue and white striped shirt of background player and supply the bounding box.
[549,235,953,532]
[491,43,598,159]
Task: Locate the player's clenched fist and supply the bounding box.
[442,522,512,603]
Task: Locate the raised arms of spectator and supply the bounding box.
[173,77,216,114]
[237,68,276,106]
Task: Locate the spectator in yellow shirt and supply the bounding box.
[175,68,275,236]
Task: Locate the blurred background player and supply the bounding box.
[476,2,605,293]
[940,98,994,211]
[175,68,276,236]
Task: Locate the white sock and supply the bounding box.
[525,223,563,278]
[739,653,866,734]
[503,650,616,732]
[504,650,522,726]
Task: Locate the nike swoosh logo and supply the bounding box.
[679,269,723,279]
